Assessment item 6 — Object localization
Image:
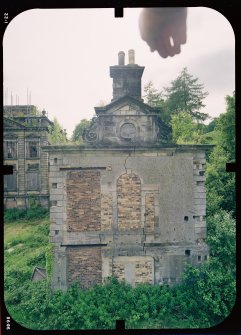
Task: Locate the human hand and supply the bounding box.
[139,7,188,58]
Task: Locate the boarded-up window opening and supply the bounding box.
[26,139,39,159]
[27,171,40,190]
[4,141,17,159]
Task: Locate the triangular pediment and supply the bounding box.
[4,116,27,130]
[95,95,160,116]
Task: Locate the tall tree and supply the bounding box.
[71,119,91,143]
[206,92,235,216]
[164,67,209,122]
[216,92,235,161]
[48,117,68,144]
[143,81,164,107]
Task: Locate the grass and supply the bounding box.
[4,217,50,311]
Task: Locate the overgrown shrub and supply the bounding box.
[4,206,49,223]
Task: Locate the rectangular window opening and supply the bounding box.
[4,165,17,191]
[4,141,17,159]
[185,249,191,256]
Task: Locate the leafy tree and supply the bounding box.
[144,68,209,125]
[164,67,209,122]
[48,117,68,144]
[205,117,218,133]
[207,210,236,270]
[216,92,235,161]
[143,81,164,107]
[71,119,91,143]
[170,111,204,144]
[206,92,235,216]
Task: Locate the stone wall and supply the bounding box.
[45,145,211,290]
[4,127,50,209]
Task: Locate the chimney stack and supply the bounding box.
[118,51,125,66]
[128,49,135,64]
[110,50,144,101]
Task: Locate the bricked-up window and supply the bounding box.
[4,140,17,159]
[66,170,101,232]
[27,164,40,190]
[67,246,102,289]
[26,138,39,159]
[4,165,17,191]
[145,194,155,232]
[117,172,141,230]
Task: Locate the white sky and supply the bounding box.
[3,7,235,138]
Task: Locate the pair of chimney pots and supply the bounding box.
[118,49,135,66]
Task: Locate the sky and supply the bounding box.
[3,7,235,139]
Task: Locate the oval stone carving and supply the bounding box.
[120,123,136,139]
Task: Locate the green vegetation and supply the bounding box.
[4,217,50,325]
[48,117,68,144]
[144,67,209,125]
[71,118,91,143]
[4,205,49,223]
[4,208,235,329]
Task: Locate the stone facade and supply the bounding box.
[45,144,211,290]
[44,50,211,290]
[3,106,53,209]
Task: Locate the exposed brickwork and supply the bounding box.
[135,260,153,285]
[66,170,101,232]
[67,246,102,289]
[117,173,141,230]
[112,258,153,285]
[112,262,125,281]
[101,193,113,230]
[145,194,155,233]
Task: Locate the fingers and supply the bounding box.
[138,7,188,59]
[155,32,181,58]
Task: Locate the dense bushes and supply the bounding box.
[4,205,49,223]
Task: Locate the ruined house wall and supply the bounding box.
[4,128,49,209]
[46,146,209,290]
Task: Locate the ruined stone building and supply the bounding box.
[3,105,53,209]
[44,50,210,290]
